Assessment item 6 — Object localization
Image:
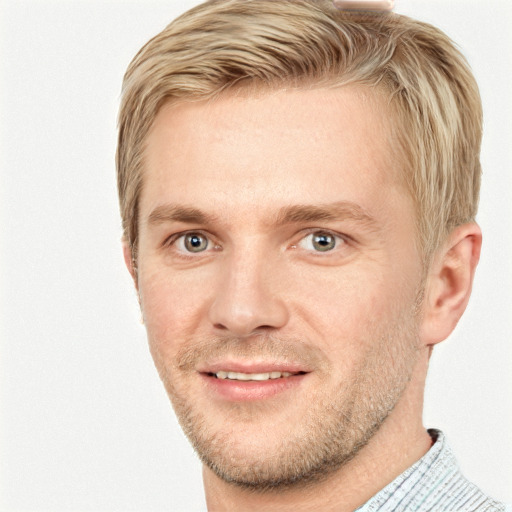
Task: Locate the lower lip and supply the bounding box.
[200,373,307,401]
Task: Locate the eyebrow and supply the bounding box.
[147,204,219,226]
[146,201,379,230]
[272,202,378,228]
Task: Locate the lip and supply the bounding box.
[200,372,307,401]
[198,359,311,402]
[197,358,310,375]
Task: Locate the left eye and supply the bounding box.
[298,232,341,252]
[176,232,210,253]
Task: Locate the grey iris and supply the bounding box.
[185,233,208,252]
[312,233,335,252]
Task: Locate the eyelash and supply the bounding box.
[163,230,218,255]
[294,230,348,253]
[163,229,350,257]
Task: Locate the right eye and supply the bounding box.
[175,232,210,253]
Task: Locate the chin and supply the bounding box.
[169,385,389,492]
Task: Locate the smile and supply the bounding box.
[211,371,302,381]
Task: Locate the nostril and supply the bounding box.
[212,323,274,332]
[256,325,276,332]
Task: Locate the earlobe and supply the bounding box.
[419,223,482,347]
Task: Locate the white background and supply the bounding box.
[1,1,511,510]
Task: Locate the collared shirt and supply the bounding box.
[356,429,511,512]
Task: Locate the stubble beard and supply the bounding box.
[151,307,421,492]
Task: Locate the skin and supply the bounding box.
[124,86,481,511]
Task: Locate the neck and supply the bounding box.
[203,351,432,512]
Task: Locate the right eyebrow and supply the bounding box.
[146,204,219,226]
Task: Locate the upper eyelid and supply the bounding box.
[298,231,345,244]
[296,228,351,243]
[163,230,212,247]
[162,228,351,249]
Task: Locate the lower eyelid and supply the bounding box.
[164,230,348,254]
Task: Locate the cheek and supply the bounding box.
[138,265,211,351]
[292,264,411,355]
[296,263,393,318]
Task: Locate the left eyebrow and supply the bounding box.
[271,201,380,231]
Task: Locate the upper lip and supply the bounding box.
[197,359,311,375]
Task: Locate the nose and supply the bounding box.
[207,247,289,337]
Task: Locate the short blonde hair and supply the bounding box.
[117,0,482,265]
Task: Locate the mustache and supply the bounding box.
[174,333,329,372]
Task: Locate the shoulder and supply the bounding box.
[419,430,509,512]
[357,429,510,512]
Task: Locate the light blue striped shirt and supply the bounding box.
[356,429,511,512]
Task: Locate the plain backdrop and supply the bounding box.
[1,0,511,510]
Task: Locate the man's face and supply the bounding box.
[134,87,425,488]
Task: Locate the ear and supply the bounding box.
[419,223,482,347]
[122,238,138,290]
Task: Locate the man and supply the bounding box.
[116,0,510,510]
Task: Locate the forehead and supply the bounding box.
[140,86,405,223]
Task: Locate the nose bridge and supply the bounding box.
[208,238,289,335]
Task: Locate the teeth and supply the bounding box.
[214,371,295,381]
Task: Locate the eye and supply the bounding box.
[176,232,210,253]
[298,231,342,252]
